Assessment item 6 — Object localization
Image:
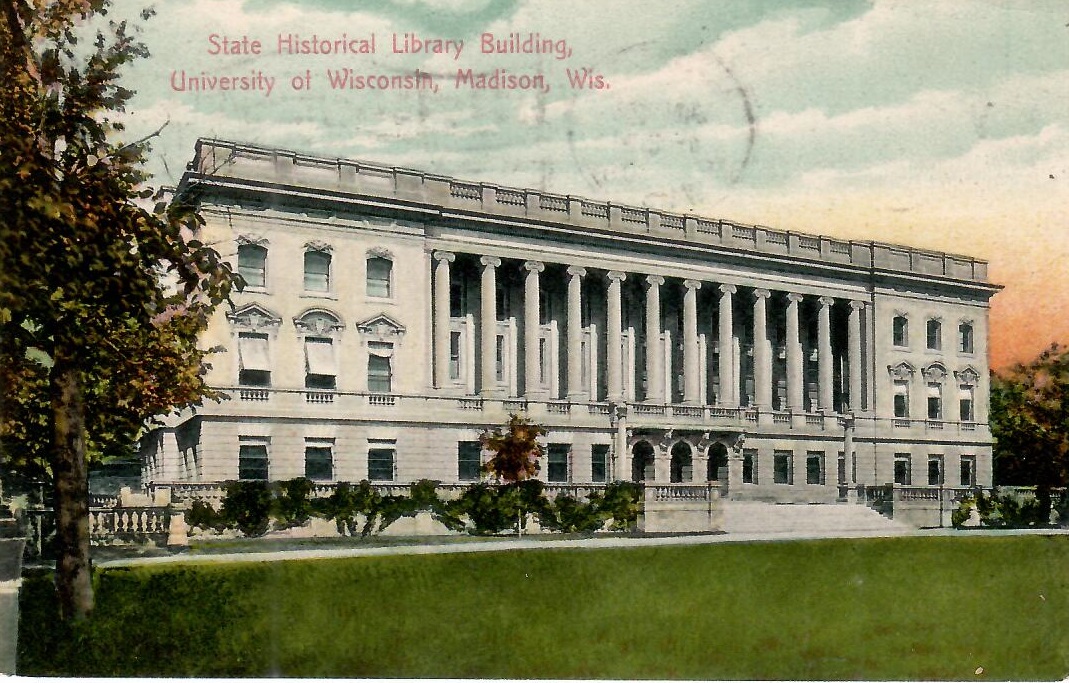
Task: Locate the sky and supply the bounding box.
[107,0,1069,370]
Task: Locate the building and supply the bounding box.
[141,139,999,515]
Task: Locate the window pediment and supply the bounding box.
[367,247,394,261]
[954,366,981,386]
[236,234,269,247]
[227,303,282,331]
[922,362,948,383]
[887,361,916,380]
[357,313,406,344]
[304,240,333,254]
[294,309,344,336]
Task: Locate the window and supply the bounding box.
[806,451,824,485]
[927,382,942,420]
[449,331,462,381]
[960,455,976,486]
[894,454,911,485]
[892,315,908,347]
[927,456,943,486]
[837,451,847,485]
[742,449,757,484]
[958,322,974,354]
[304,337,336,390]
[238,439,269,480]
[458,441,481,481]
[774,450,793,485]
[926,319,941,351]
[304,250,331,292]
[893,379,910,418]
[237,332,271,387]
[367,343,393,393]
[591,445,609,482]
[450,280,466,318]
[547,443,569,483]
[495,334,505,382]
[538,338,548,384]
[304,444,333,481]
[496,281,511,319]
[367,440,396,481]
[959,385,975,422]
[366,256,392,297]
[237,244,267,289]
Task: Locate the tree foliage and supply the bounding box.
[479,414,546,483]
[0,1,236,619]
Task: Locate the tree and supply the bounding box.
[989,343,1069,518]
[0,1,236,620]
[480,414,546,483]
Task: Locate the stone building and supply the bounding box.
[141,139,999,513]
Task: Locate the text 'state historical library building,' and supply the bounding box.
[140,139,1000,526]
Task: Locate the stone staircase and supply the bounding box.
[720,501,913,535]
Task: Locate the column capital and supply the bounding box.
[606,270,627,282]
[752,288,771,300]
[567,265,587,278]
[786,292,805,303]
[818,295,836,307]
[683,279,702,290]
[433,250,456,263]
[718,283,737,295]
[645,274,665,287]
[523,260,545,273]
[479,255,501,268]
[849,299,866,311]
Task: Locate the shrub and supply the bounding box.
[186,499,227,532]
[453,482,513,534]
[1054,492,1069,527]
[221,481,273,537]
[272,478,315,530]
[323,481,381,537]
[542,494,605,533]
[592,481,642,531]
[951,496,975,528]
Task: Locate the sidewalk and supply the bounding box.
[96,526,1069,569]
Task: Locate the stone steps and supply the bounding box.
[720,501,913,535]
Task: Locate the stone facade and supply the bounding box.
[140,139,999,506]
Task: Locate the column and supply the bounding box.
[606,271,626,402]
[479,256,500,395]
[818,296,835,412]
[644,275,665,403]
[848,300,864,413]
[683,280,702,404]
[613,406,629,480]
[566,266,586,400]
[785,293,804,411]
[523,260,544,397]
[753,289,772,408]
[432,250,454,389]
[718,284,737,407]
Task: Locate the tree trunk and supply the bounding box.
[50,358,93,620]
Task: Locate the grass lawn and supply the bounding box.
[18,535,1069,679]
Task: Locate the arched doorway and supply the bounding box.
[670,441,693,483]
[631,441,655,482]
[708,442,729,481]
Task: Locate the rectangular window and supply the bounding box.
[450,280,466,318]
[547,443,569,483]
[449,331,462,381]
[959,385,975,422]
[591,445,609,483]
[927,382,942,420]
[926,319,942,351]
[367,344,393,393]
[237,332,271,387]
[237,244,267,289]
[304,251,331,292]
[838,451,847,485]
[305,337,336,390]
[539,338,548,384]
[366,257,392,297]
[894,454,911,485]
[806,451,824,485]
[367,440,396,481]
[304,445,333,481]
[927,456,944,486]
[496,282,510,319]
[960,455,976,486]
[892,316,908,347]
[495,334,505,382]
[238,439,269,481]
[773,450,793,485]
[958,323,974,354]
[458,441,482,481]
[893,380,910,418]
[742,449,757,484]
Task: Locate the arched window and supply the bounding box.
[366,256,392,297]
[707,443,729,481]
[631,441,655,482]
[304,250,331,292]
[237,243,267,289]
[670,442,692,483]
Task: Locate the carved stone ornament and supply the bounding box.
[954,366,981,386]
[304,240,333,254]
[731,433,746,454]
[293,309,345,336]
[226,303,282,331]
[658,429,674,451]
[356,313,406,344]
[887,361,916,380]
[367,246,393,261]
[922,362,948,383]
[236,234,269,247]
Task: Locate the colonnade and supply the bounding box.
[432,250,867,413]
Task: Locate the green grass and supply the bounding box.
[18,535,1069,679]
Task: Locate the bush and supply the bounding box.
[542,494,605,534]
[1054,492,1069,527]
[951,497,975,528]
[272,478,315,530]
[592,481,642,531]
[221,481,273,537]
[323,481,381,537]
[186,499,227,532]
